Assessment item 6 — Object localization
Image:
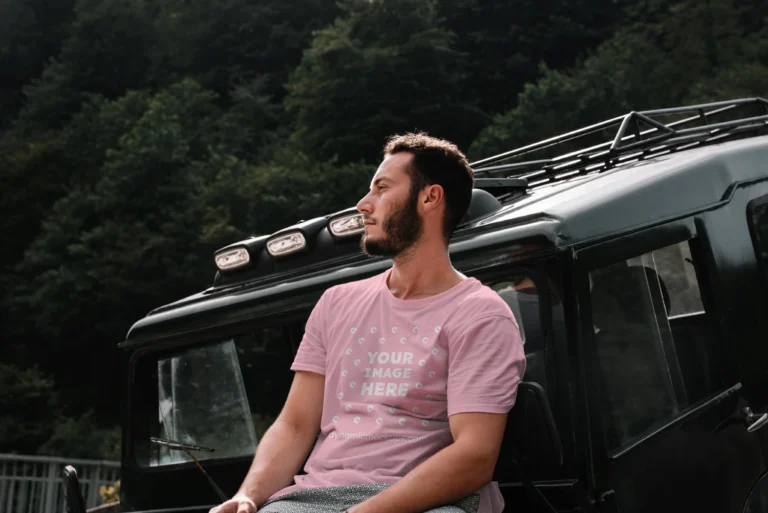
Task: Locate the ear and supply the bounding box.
[421,184,444,213]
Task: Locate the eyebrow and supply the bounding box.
[372,177,394,186]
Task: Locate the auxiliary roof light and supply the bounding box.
[214,247,250,271]
[266,232,306,257]
[329,213,365,238]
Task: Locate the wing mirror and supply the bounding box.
[62,465,87,513]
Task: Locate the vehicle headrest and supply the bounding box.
[459,189,503,226]
[590,264,670,328]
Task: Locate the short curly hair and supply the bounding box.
[384,132,474,240]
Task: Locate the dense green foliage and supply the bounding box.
[0,0,765,458]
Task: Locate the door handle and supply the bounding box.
[743,407,768,433]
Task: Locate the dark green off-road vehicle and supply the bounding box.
[64,98,768,513]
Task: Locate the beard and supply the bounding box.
[360,185,422,258]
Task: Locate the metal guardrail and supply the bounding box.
[0,453,119,513]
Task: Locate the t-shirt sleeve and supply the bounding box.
[290,289,332,375]
[447,314,526,417]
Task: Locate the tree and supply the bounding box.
[233,145,372,233]
[0,364,60,454]
[436,0,624,116]
[8,79,233,420]
[0,0,76,122]
[38,413,121,460]
[286,0,486,164]
[147,0,340,103]
[0,91,154,306]
[468,0,768,161]
[6,77,371,423]
[17,0,156,131]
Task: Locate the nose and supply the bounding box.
[357,191,372,216]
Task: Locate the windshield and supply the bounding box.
[133,324,297,467]
[154,340,257,465]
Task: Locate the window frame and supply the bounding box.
[470,264,558,396]
[126,312,308,473]
[747,193,768,285]
[573,217,734,480]
[467,258,575,476]
[587,242,710,449]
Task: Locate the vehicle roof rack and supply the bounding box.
[474,177,528,197]
[470,97,768,188]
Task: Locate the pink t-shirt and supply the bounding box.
[270,269,526,513]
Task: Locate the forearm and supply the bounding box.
[237,418,316,505]
[349,442,496,513]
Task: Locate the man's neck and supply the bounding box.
[387,241,464,300]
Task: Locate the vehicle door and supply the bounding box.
[574,217,768,513]
[472,261,593,512]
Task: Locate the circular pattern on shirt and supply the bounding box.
[412,326,420,333]
[354,359,361,366]
[422,420,430,426]
[376,417,383,425]
[367,405,374,412]
[332,416,340,423]
[388,407,396,414]
[415,382,422,389]
[421,337,429,344]
[378,337,385,345]
[345,404,353,411]
[398,418,406,426]
[428,371,435,378]
[350,381,357,388]
[431,348,439,355]
[350,327,357,334]
[391,327,398,333]
[418,359,426,367]
[342,370,349,377]
[400,337,407,344]
[412,407,419,413]
[358,337,365,344]
[354,416,361,424]
[434,326,442,333]
[345,348,353,355]
[337,392,344,399]
[370,327,377,333]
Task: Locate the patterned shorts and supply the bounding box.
[259,483,479,513]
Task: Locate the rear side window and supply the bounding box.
[588,240,724,451]
[748,194,768,284]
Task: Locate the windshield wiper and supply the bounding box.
[150,437,228,502]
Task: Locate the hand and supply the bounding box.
[209,493,258,513]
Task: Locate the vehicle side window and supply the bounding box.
[748,194,768,284]
[488,273,557,392]
[589,240,722,451]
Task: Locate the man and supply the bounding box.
[210,133,525,513]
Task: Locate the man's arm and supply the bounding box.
[347,411,507,513]
[210,370,324,513]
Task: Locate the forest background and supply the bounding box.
[1,0,766,459]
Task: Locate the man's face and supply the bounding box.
[356,152,422,257]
